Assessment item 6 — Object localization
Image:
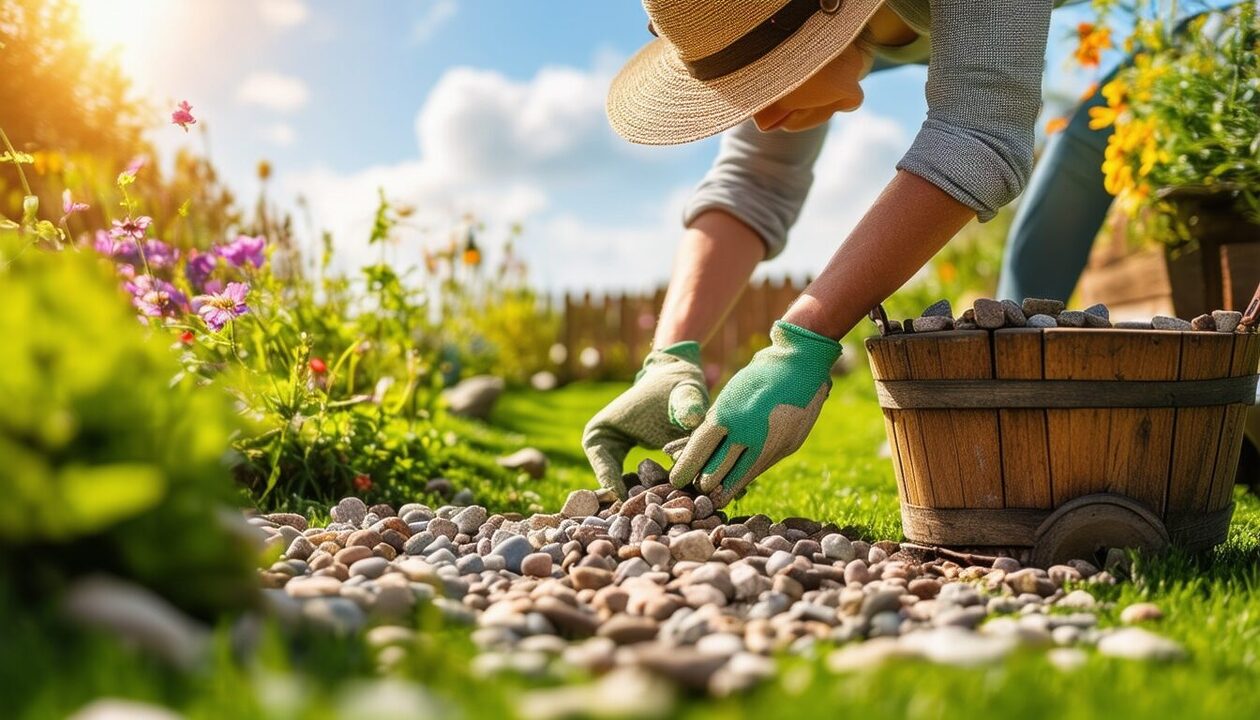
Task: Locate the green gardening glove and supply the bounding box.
[581,341,709,496]
[670,321,841,507]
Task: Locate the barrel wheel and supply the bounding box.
[1031,493,1169,568]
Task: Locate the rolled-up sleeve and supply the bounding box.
[897,0,1053,221]
[682,120,827,259]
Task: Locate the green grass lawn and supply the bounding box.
[15,371,1260,719]
[489,371,1260,720]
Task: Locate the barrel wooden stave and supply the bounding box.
[865,328,1260,553]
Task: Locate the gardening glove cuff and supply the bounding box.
[583,342,709,496]
[669,320,841,507]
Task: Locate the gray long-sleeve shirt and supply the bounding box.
[683,0,1057,259]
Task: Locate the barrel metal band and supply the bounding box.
[900,502,1234,552]
[875,375,1259,410]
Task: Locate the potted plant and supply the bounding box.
[1079,1,1260,318]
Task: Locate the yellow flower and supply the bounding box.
[1044,117,1069,135]
[1089,104,1124,130]
[1101,79,1126,108]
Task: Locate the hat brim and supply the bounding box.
[607,0,887,146]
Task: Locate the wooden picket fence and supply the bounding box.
[559,275,811,383]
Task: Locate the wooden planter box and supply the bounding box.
[1079,191,1260,320]
[865,328,1260,566]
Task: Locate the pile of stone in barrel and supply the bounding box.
[253,459,1186,699]
[892,298,1248,334]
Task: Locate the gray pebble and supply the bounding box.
[285,535,316,561]
[913,316,954,333]
[636,458,669,485]
[349,557,388,579]
[489,535,533,574]
[427,517,458,540]
[302,597,365,635]
[671,531,715,562]
[1027,314,1057,328]
[403,531,435,556]
[1152,315,1193,331]
[1057,311,1086,328]
[1001,299,1027,327]
[973,298,1006,329]
[331,497,368,527]
[456,555,484,575]
[923,299,953,317]
[1097,628,1185,661]
[821,533,855,562]
[561,490,600,519]
[1212,310,1242,333]
[1190,314,1215,331]
[452,506,488,535]
[1115,320,1153,329]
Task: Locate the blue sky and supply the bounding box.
[85,0,1128,292]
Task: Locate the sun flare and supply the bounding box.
[75,0,166,49]
[74,0,174,88]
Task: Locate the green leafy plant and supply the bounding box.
[1087,1,1260,244]
[0,227,257,619]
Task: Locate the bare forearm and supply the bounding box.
[782,170,975,339]
[654,210,766,348]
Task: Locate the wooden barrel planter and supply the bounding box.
[865,324,1260,567]
[1079,188,1260,321]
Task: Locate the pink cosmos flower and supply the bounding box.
[109,216,152,243]
[61,189,89,219]
[217,234,266,268]
[125,275,189,319]
[192,281,250,331]
[172,101,196,132]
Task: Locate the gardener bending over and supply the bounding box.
[584,0,1060,507]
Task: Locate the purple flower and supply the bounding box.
[110,216,152,244]
[185,250,217,291]
[192,282,250,331]
[95,231,178,270]
[93,230,130,258]
[217,234,266,268]
[141,239,180,270]
[125,275,188,319]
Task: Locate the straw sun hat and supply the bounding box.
[607,0,887,145]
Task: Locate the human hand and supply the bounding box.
[581,342,708,496]
[669,321,840,507]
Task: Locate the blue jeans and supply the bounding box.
[995,73,1116,302]
[995,6,1220,301]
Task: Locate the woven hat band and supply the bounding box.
[680,0,843,81]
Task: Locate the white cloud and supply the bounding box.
[415,66,615,181]
[259,0,309,27]
[413,0,457,44]
[263,122,297,147]
[765,112,911,274]
[237,72,310,113]
[282,61,909,292]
